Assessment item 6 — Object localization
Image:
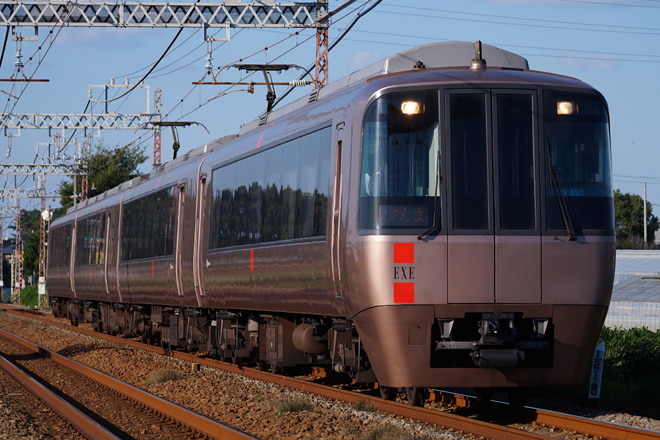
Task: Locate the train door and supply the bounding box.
[446,90,540,304]
[105,208,122,303]
[193,174,207,300]
[69,218,78,298]
[331,122,347,310]
[174,184,186,299]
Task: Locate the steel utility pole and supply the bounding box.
[0,1,329,86]
[0,2,330,164]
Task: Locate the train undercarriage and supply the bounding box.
[52,298,375,380]
[52,298,538,406]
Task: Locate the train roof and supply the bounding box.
[238,41,529,134]
[60,42,580,220]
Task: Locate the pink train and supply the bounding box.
[47,41,615,405]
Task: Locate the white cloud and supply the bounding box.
[348,50,384,71]
[558,49,622,71]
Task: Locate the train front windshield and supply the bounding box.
[360,90,441,232]
[544,91,614,235]
[359,88,613,235]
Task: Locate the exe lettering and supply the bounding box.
[393,266,414,280]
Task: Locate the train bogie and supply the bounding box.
[47,41,615,396]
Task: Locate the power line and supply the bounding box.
[377,2,660,35]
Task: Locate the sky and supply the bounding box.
[0,0,659,225]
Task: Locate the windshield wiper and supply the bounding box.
[548,158,577,241]
[418,150,441,240]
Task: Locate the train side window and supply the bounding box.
[49,224,72,268]
[280,137,299,240]
[209,126,331,249]
[75,212,107,266]
[121,187,176,260]
[299,131,320,237]
[246,153,265,244]
[262,146,283,242]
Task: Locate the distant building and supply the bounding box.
[607,250,660,331]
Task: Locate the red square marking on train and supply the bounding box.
[393,243,414,264]
[394,283,414,303]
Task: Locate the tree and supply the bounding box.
[59,142,148,208]
[13,207,66,283]
[614,189,659,249]
[16,209,40,281]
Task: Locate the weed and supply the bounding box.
[354,399,377,412]
[362,425,413,440]
[275,397,313,415]
[148,369,184,384]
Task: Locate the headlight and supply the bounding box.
[556,101,575,115]
[401,100,422,115]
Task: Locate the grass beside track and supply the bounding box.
[534,326,660,418]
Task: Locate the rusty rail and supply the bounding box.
[0,352,122,440]
[5,306,660,440]
[0,326,259,440]
[533,408,660,440]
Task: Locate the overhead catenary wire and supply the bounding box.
[2,0,659,212]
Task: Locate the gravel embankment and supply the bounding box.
[1,310,658,439]
[0,311,464,440]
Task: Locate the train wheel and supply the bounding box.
[256,360,268,371]
[379,386,397,401]
[475,388,494,403]
[405,387,425,407]
[92,320,103,333]
[506,388,529,407]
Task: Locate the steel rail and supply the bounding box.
[1,308,552,440]
[0,351,122,440]
[532,408,660,440]
[0,326,260,440]
[6,307,660,440]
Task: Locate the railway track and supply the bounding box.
[0,325,258,440]
[0,352,96,440]
[3,306,659,440]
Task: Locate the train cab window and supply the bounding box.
[496,93,536,231]
[359,90,440,233]
[543,91,613,234]
[449,93,489,230]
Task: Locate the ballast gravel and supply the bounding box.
[0,310,658,439]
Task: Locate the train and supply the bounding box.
[46,41,615,405]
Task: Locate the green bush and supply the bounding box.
[534,327,660,417]
[599,327,660,378]
[20,285,38,308]
[596,327,660,412]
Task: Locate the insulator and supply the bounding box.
[205,51,213,72]
[288,80,312,87]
